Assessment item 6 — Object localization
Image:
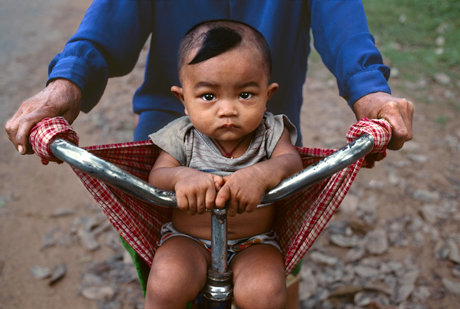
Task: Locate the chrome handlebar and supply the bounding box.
[49,134,374,207]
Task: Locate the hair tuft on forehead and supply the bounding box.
[189,27,242,65]
[177,20,272,77]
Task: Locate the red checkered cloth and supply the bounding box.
[30,117,391,275]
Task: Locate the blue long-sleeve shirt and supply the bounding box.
[48,0,391,143]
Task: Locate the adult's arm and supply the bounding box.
[5,0,152,154]
[48,0,153,112]
[309,0,413,150]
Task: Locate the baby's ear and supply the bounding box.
[171,86,185,103]
[267,83,279,100]
[171,86,188,115]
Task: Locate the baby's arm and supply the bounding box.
[216,128,303,216]
[149,151,225,214]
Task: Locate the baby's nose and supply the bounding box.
[217,100,237,116]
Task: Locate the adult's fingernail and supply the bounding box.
[18,145,24,154]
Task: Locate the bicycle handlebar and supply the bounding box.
[49,134,374,207]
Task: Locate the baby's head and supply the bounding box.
[172,20,278,146]
[177,19,272,80]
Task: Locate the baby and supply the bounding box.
[145,20,303,308]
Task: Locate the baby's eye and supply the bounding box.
[239,92,253,99]
[201,94,216,101]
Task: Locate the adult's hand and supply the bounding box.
[5,79,82,155]
[353,92,414,150]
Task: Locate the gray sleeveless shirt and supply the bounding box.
[149,112,297,177]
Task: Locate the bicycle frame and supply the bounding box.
[50,133,374,308]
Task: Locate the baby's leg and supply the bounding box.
[145,236,211,308]
[230,244,287,309]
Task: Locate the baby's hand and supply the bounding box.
[175,170,224,215]
[215,167,267,217]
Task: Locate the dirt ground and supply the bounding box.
[1,1,459,309]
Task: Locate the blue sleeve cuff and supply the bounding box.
[332,32,391,108]
[48,55,107,113]
[346,69,392,109]
[47,56,89,92]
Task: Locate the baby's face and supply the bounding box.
[173,46,278,147]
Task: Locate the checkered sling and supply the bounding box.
[29,117,391,276]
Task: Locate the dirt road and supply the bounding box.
[1,1,459,308]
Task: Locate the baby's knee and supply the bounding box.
[233,273,287,308]
[145,263,179,306]
[145,259,202,307]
